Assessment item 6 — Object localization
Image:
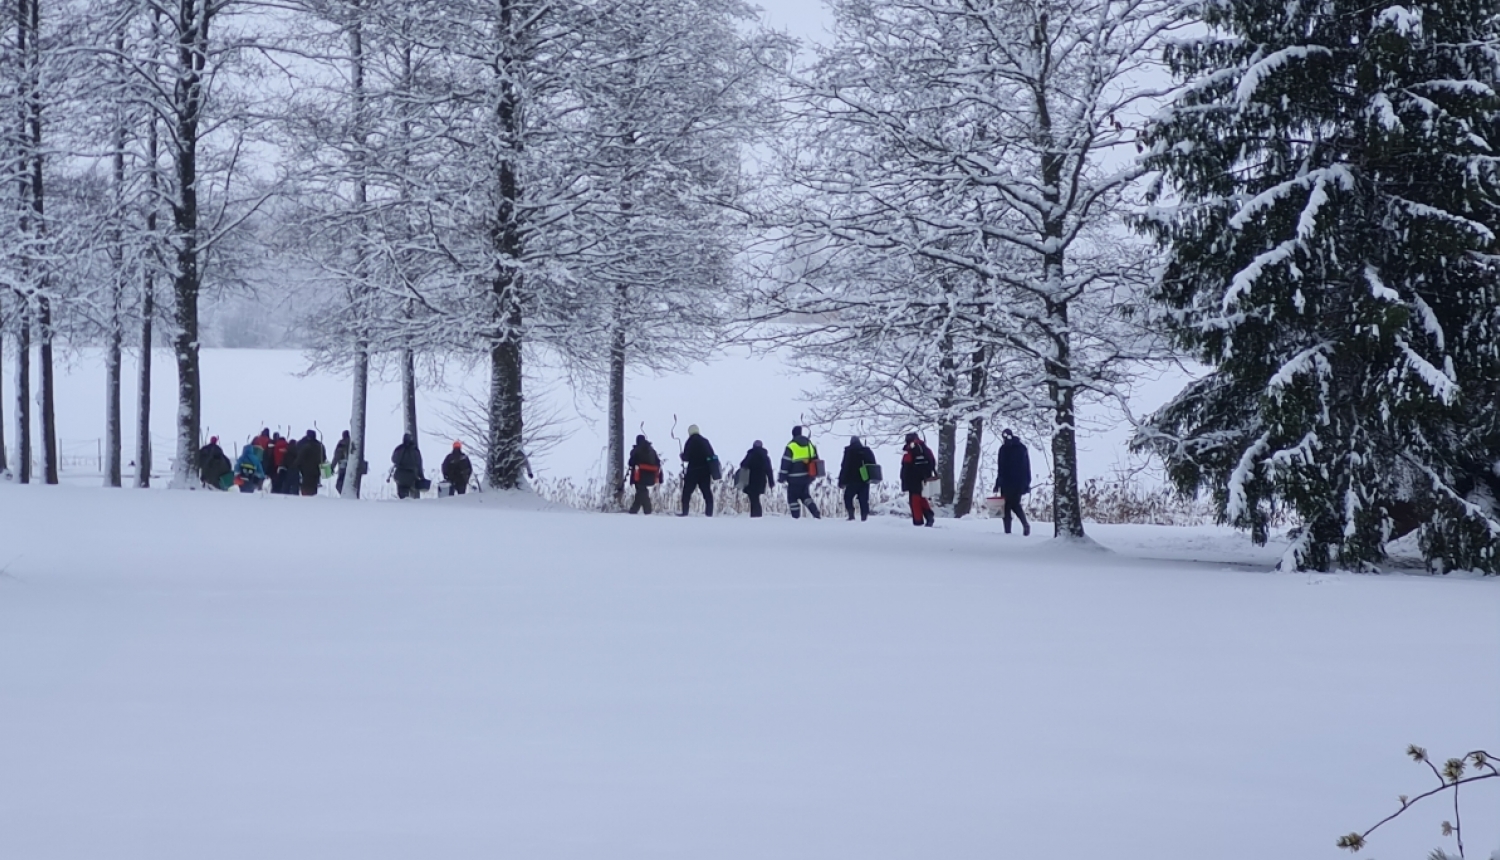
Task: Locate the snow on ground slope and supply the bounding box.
[1,484,1495,860]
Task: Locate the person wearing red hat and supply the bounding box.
[442,441,473,495]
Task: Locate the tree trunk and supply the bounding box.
[486,301,525,490]
[401,347,417,441]
[14,307,30,484]
[485,0,527,491]
[954,345,988,518]
[136,17,159,490]
[956,417,984,518]
[169,0,208,489]
[37,296,56,484]
[1036,66,1084,537]
[104,32,126,488]
[936,329,957,507]
[606,285,627,507]
[0,319,7,473]
[1046,298,1083,537]
[344,344,368,498]
[136,282,154,487]
[105,294,123,487]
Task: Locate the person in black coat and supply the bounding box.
[197,436,232,490]
[626,435,661,514]
[332,430,351,494]
[678,425,716,517]
[993,428,1032,536]
[900,432,936,527]
[837,436,877,522]
[275,438,302,495]
[391,434,424,499]
[296,430,326,496]
[442,441,474,495]
[738,440,775,518]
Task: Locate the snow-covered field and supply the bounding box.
[1,483,1495,859]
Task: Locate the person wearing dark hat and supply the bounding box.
[391,433,425,499]
[900,431,937,527]
[626,434,661,514]
[332,430,352,494]
[837,435,877,521]
[993,428,1032,536]
[738,440,776,518]
[295,429,326,496]
[678,424,717,517]
[442,441,474,495]
[197,436,232,490]
[779,425,822,519]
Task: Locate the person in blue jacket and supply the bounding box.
[234,443,267,493]
[993,428,1032,536]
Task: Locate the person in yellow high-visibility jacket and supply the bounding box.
[778,425,822,519]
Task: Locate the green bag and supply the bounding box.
[859,463,883,483]
[320,463,333,479]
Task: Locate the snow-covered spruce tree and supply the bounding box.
[1136,0,1500,572]
[776,0,1179,535]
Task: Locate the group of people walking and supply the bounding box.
[625,423,1033,529]
[196,428,331,496]
[196,428,477,500]
[197,419,1034,528]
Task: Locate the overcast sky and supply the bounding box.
[754,0,833,43]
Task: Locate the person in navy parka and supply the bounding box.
[993,428,1032,536]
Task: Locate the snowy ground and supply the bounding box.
[1,483,1495,859]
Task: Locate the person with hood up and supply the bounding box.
[234,443,267,493]
[737,440,775,518]
[779,425,822,520]
[442,441,474,495]
[993,428,1032,536]
[391,433,425,499]
[198,436,232,490]
[626,435,662,514]
[277,437,302,495]
[837,436,878,522]
[296,430,326,497]
[332,430,351,494]
[678,424,717,517]
[900,432,937,527]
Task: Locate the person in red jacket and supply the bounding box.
[899,432,936,527]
